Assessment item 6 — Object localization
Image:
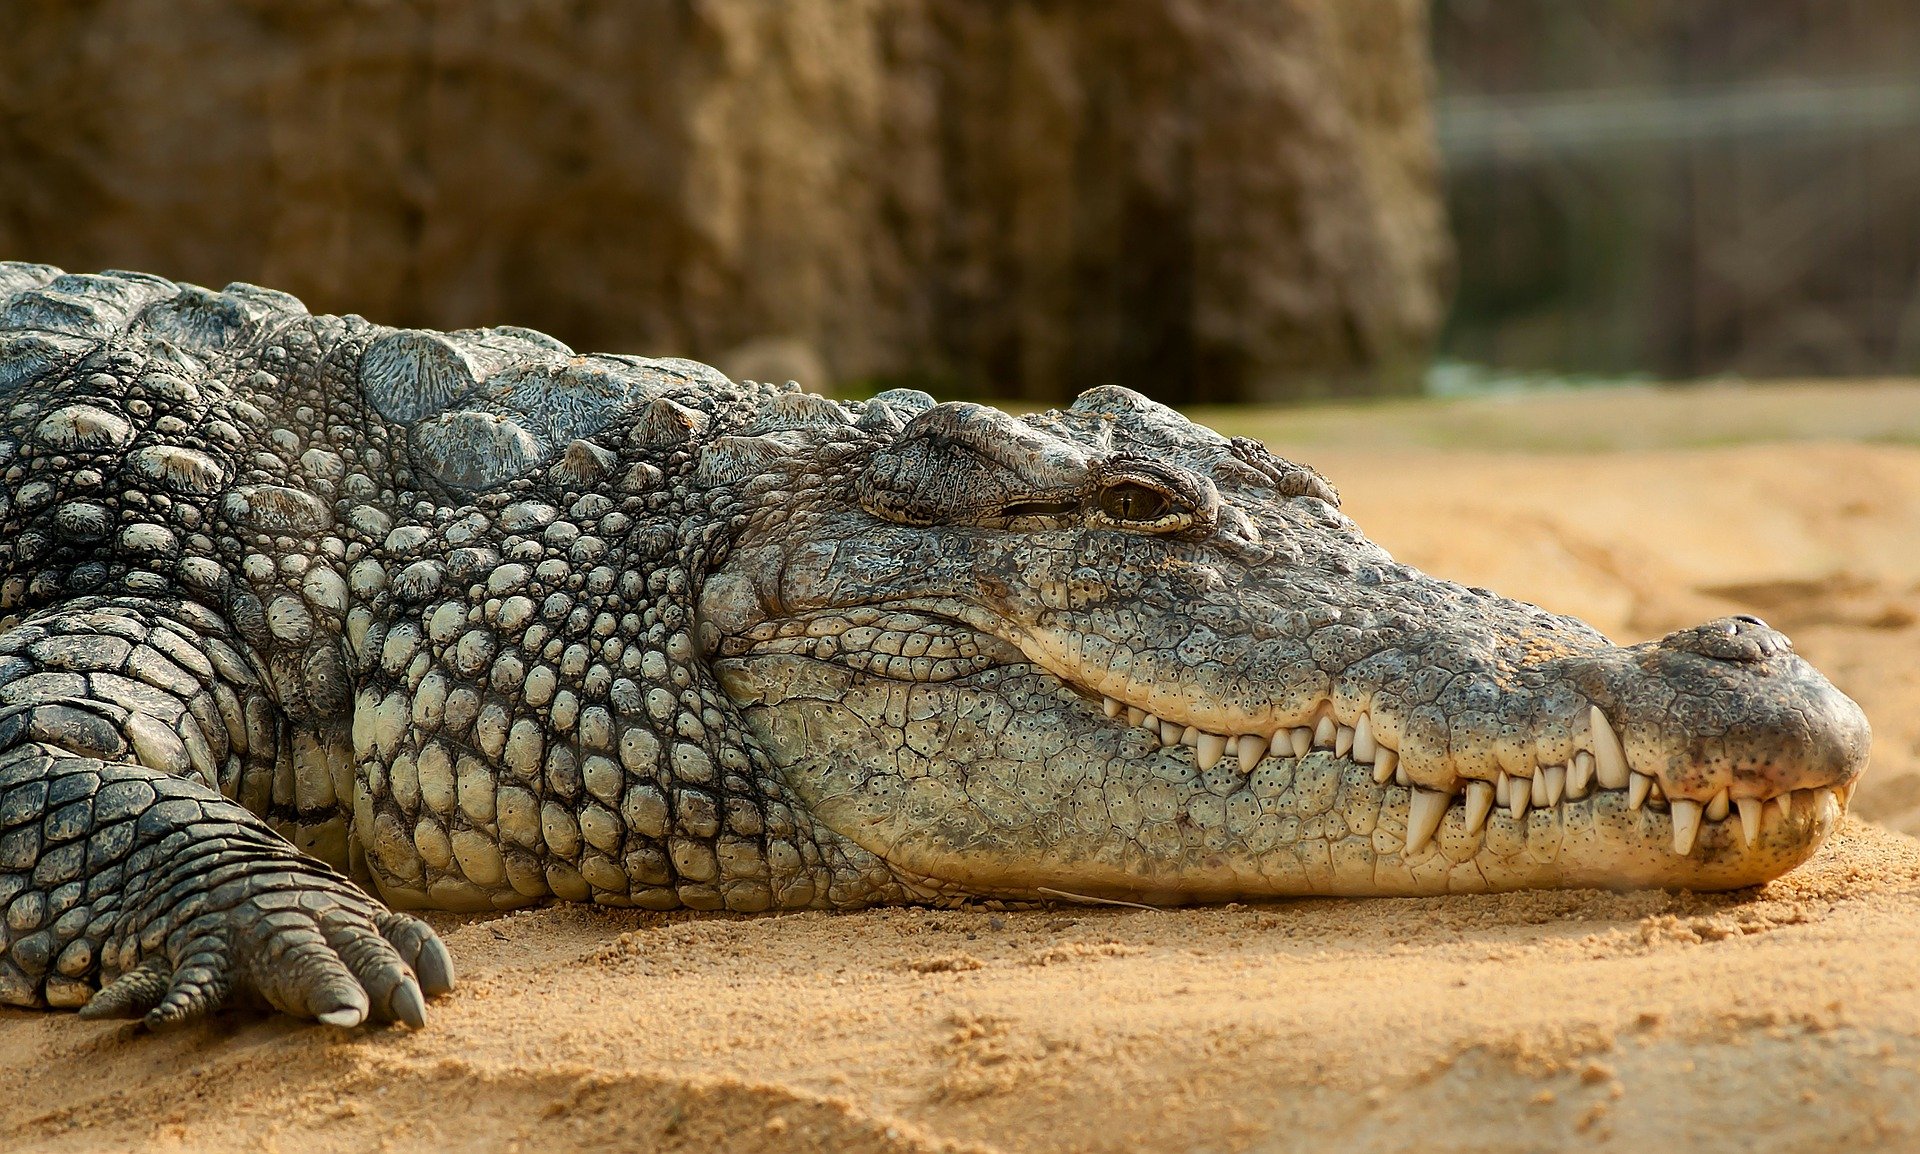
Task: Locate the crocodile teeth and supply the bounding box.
[1180,725,1201,747]
[1775,791,1793,819]
[1236,734,1269,773]
[1567,751,1595,798]
[1161,720,1184,747]
[1671,798,1702,855]
[1290,727,1312,759]
[1103,696,1124,719]
[1372,749,1396,785]
[1352,713,1378,763]
[1508,775,1530,820]
[1133,708,1153,730]
[1530,770,1550,809]
[1464,780,1495,834]
[1335,725,1355,759]
[1196,732,1227,771]
[1591,707,1630,789]
[1495,772,1510,809]
[1313,716,1337,749]
[1705,787,1730,822]
[1736,797,1762,846]
[1543,765,1566,807]
[1628,772,1653,810]
[1394,764,1411,788]
[1407,788,1449,854]
[1815,787,1841,823]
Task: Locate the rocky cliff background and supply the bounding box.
[0,0,1448,404]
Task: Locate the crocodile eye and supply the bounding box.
[1095,481,1172,524]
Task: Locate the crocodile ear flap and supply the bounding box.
[857,401,1094,525]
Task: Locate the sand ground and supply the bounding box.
[10,381,1920,1153]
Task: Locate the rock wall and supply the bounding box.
[0,0,1448,403]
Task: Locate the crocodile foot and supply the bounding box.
[78,868,454,1031]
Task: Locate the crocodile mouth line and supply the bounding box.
[1079,686,1850,859]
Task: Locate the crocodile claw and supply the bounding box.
[79,878,452,1032]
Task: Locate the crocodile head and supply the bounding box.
[705,386,1870,902]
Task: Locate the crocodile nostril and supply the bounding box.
[1731,613,1769,629]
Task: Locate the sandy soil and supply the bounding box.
[11,382,1920,1153]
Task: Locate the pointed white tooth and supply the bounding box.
[1464,781,1495,834]
[1161,720,1184,747]
[1180,725,1200,747]
[1406,787,1449,854]
[1567,751,1595,797]
[1495,772,1510,808]
[1394,765,1411,788]
[1335,725,1355,759]
[1815,788,1841,823]
[1135,709,1155,730]
[1103,696,1124,719]
[1671,798,1702,855]
[1544,765,1566,807]
[1353,714,1378,763]
[1838,781,1856,807]
[1629,772,1653,810]
[1375,748,1398,781]
[1775,791,1793,819]
[1705,787,1730,822]
[1736,797,1762,846]
[1530,771,1550,809]
[1590,707,1629,789]
[1196,732,1227,771]
[1290,727,1312,759]
[1236,734,1269,773]
[1313,716,1336,749]
[1508,775,1530,820]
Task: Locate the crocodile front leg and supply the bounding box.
[2,751,449,1027]
[0,598,450,1028]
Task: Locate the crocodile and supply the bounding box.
[0,266,1870,1031]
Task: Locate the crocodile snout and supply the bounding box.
[1610,615,1871,811]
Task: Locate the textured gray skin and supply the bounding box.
[0,267,1871,1030]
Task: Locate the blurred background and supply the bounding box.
[6,1,1920,400]
[5,1,1920,829]
[1,0,1440,405]
[1435,0,1920,387]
